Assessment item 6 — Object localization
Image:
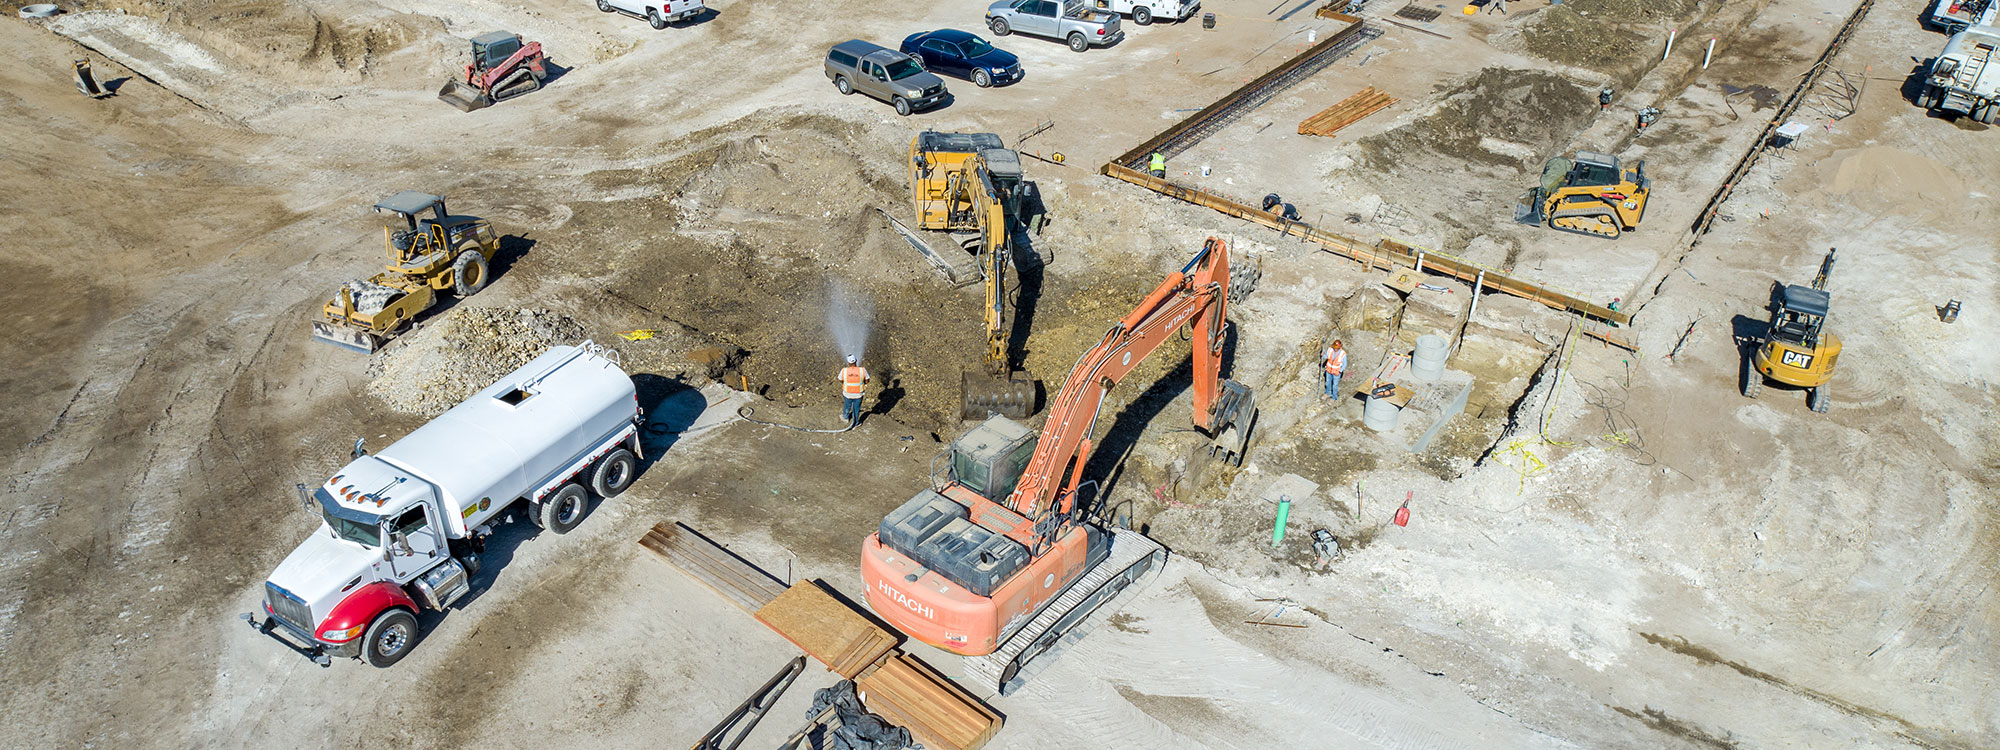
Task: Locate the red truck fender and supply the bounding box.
[317,581,420,643]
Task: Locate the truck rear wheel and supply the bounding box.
[590,448,638,498]
[540,483,590,534]
[1067,32,1088,52]
[648,8,667,28]
[1134,6,1152,24]
[363,609,419,668]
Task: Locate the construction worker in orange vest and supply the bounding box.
[1323,339,1347,400]
[839,355,869,425]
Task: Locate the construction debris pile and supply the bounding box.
[367,306,585,415]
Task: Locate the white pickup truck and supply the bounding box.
[243,342,643,667]
[594,0,703,29]
[1918,25,2000,123]
[1090,0,1199,25]
[987,0,1124,52]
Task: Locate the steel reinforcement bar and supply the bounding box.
[1688,0,1875,241]
[1101,165,1632,327]
[1111,13,1371,169]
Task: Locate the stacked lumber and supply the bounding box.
[857,653,1004,750]
[1298,87,1396,137]
[638,522,788,612]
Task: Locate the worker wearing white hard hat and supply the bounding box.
[838,356,869,425]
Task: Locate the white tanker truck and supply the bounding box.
[243,341,642,667]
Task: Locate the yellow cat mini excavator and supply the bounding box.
[1517,150,1651,239]
[1743,249,1841,413]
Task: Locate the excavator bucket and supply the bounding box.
[437,79,492,112]
[311,320,381,353]
[962,371,1038,420]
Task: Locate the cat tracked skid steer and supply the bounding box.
[311,192,501,353]
[1516,150,1651,239]
[438,31,549,112]
[1743,249,1841,413]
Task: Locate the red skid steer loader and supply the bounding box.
[438,31,549,112]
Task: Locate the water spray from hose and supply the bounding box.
[828,279,875,364]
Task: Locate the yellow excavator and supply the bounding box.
[311,191,502,353]
[1744,249,1840,413]
[885,131,1040,418]
[1517,150,1651,239]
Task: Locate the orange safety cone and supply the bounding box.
[1392,491,1412,527]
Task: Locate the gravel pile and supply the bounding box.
[367,306,586,416]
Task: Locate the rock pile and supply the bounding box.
[368,306,586,416]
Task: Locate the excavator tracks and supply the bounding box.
[961,528,1167,696]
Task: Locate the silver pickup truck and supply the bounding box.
[987,0,1124,52]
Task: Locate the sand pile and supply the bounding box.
[367,306,586,416]
[1820,146,1965,204]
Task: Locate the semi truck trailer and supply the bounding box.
[243,341,643,667]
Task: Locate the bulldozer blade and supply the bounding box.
[437,80,492,112]
[962,371,1039,420]
[311,321,381,354]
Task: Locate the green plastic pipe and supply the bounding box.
[1272,498,1291,547]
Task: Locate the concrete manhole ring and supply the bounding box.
[19,4,61,17]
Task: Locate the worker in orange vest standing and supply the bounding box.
[1322,339,1347,401]
[839,355,870,426]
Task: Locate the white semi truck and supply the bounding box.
[1918,25,2000,123]
[244,341,643,667]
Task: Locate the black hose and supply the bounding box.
[735,405,857,434]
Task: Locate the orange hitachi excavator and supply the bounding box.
[862,237,1256,694]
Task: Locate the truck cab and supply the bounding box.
[1919,26,2000,122]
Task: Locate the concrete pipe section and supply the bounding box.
[19,4,61,17]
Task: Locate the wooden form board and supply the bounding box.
[754,582,898,679]
[857,653,1003,750]
[1299,87,1396,137]
[1097,163,1631,326]
[638,522,789,613]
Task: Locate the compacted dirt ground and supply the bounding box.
[1,0,1994,747]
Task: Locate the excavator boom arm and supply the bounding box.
[1007,238,1232,519]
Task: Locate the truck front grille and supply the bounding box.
[265,582,314,633]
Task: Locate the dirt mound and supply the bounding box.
[1517,0,1695,75]
[1357,68,1594,172]
[1820,146,1965,203]
[367,306,586,416]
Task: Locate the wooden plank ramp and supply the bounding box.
[754,582,898,679]
[1299,86,1395,137]
[638,522,788,613]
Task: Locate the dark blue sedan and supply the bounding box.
[900,29,1022,88]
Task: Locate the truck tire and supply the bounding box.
[973,68,993,88]
[540,483,590,534]
[1134,6,1152,24]
[648,8,667,28]
[989,17,1011,35]
[451,250,489,296]
[362,609,419,668]
[835,75,853,95]
[596,0,610,10]
[590,448,638,498]
[1916,86,1937,109]
[893,96,912,116]
[1067,32,1089,52]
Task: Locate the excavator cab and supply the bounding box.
[1517,150,1650,239]
[1744,249,1840,413]
[947,416,1039,501]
